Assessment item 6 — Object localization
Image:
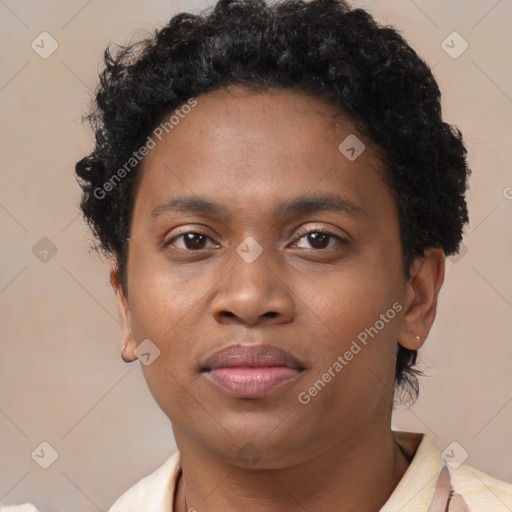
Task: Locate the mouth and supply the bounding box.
[201,344,306,398]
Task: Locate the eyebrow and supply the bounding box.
[150,193,369,221]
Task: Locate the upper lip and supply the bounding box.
[202,344,305,371]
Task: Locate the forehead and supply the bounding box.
[133,86,391,222]
[170,85,360,149]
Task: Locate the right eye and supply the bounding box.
[163,231,219,251]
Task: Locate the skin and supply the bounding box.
[111,86,445,512]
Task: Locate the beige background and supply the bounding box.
[1,0,511,510]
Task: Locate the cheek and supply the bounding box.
[125,250,211,390]
[128,247,207,332]
[126,259,210,418]
[300,253,403,394]
[312,258,399,333]
[296,280,401,423]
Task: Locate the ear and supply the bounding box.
[398,247,445,350]
[110,262,137,363]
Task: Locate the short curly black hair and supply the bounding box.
[75,0,470,403]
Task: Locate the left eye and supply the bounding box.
[293,231,346,250]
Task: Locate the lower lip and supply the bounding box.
[204,367,302,398]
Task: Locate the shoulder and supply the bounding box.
[388,430,511,512]
[108,451,181,512]
[448,462,512,511]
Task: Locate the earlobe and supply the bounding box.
[110,262,138,363]
[398,248,445,351]
[121,342,136,363]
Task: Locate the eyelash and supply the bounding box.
[163,228,348,251]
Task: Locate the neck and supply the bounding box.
[173,427,411,512]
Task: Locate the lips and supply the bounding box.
[201,344,305,398]
[202,344,305,371]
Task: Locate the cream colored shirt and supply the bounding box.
[106,431,511,511]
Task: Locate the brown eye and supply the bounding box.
[294,230,347,250]
[306,232,329,249]
[181,233,208,250]
[165,231,216,251]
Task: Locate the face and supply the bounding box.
[113,87,436,469]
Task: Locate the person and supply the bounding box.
[74,0,512,510]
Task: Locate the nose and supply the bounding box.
[211,245,295,326]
